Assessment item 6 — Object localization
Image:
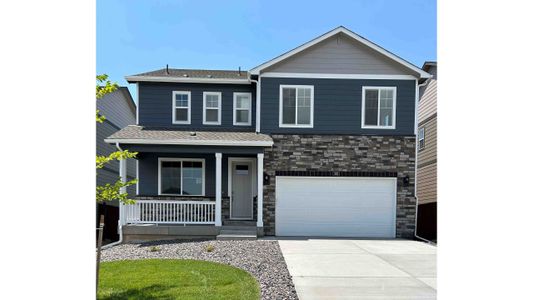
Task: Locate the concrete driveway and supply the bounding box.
[278,239,436,300]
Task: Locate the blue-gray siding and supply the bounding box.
[97,89,137,206]
[137,152,256,197]
[260,77,416,135]
[139,82,255,130]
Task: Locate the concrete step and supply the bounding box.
[223,221,256,226]
[217,226,258,240]
[221,225,257,231]
[219,229,257,235]
[216,234,257,241]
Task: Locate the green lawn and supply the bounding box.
[98,259,260,300]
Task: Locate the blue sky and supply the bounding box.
[97,0,436,101]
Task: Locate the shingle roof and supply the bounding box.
[127,68,248,82]
[105,125,273,147]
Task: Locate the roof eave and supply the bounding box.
[125,75,251,84]
[104,138,273,147]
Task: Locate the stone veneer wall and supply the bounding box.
[262,135,416,238]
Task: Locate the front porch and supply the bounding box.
[121,197,262,242]
[106,129,272,242]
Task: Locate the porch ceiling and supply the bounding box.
[105,125,273,147]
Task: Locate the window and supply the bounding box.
[362,87,396,129]
[172,91,191,124]
[418,127,425,150]
[279,85,314,127]
[233,92,252,126]
[158,158,205,196]
[203,92,222,125]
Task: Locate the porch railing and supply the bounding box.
[124,200,216,225]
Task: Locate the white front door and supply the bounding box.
[230,161,254,219]
[276,177,397,237]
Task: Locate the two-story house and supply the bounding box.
[105,26,431,242]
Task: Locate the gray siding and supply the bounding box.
[97,88,136,128]
[96,88,137,206]
[139,82,255,130]
[97,119,136,178]
[264,33,418,76]
[260,77,416,135]
[97,168,135,199]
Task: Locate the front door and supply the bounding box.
[231,161,253,219]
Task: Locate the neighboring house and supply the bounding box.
[416,61,437,241]
[105,26,432,241]
[97,87,136,240]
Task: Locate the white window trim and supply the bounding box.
[172,91,191,124]
[158,158,206,196]
[279,84,314,128]
[233,92,252,126]
[361,86,397,129]
[418,127,425,150]
[203,92,222,125]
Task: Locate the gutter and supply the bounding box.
[100,142,125,249]
[125,75,250,85]
[413,77,435,245]
[103,138,273,147]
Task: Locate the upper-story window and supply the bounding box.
[418,127,425,150]
[362,87,396,129]
[203,92,222,125]
[172,91,191,124]
[233,92,252,126]
[279,85,314,128]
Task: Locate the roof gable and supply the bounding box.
[251,26,431,79]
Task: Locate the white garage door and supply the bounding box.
[276,177,397,238]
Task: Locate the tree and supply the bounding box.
[96,74,138,293]
[96,74,137,204]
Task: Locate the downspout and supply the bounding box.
[414,78,434,244]
[101,142,125,249]
[250,76,260,133]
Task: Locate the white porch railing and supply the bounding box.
[124,200,216,225]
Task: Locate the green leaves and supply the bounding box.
[96,151,138,204]
[96,110,106,123]
[96,74,119,99]
[96,73,136,205]
[96,178,138,205]
[96,150,138,169]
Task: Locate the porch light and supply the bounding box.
[403,176,409,186]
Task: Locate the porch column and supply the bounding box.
[119,157,127,226]
[257,153,264,228]
[215,153,222,226]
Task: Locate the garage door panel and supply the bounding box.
[276,177,396,238]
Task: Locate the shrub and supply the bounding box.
[149,246,161,252]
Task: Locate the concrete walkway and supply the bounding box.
[278,239,436,300]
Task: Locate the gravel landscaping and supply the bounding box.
[102,239,298,300]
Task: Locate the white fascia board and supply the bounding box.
[250,27,431,79]
[125,76,251,85]
[261,72,417,80]
[104,138,273,147]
